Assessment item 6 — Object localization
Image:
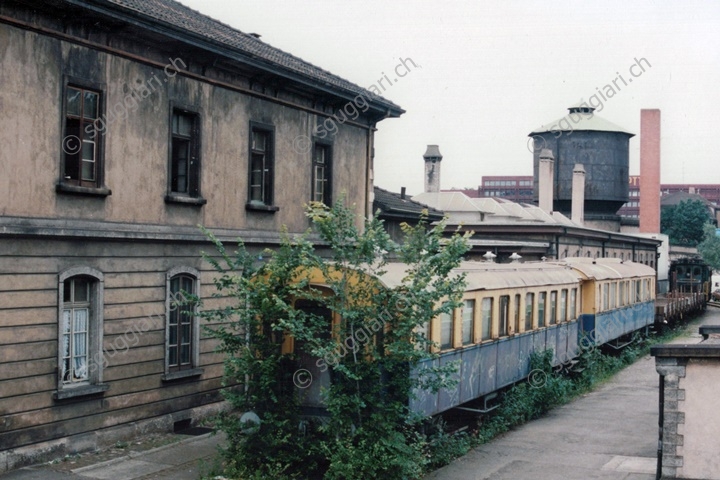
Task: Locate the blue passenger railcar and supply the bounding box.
[410,258,656,417]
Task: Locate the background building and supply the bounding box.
[618,176,720,222]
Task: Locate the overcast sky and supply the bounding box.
[179,0,720,195]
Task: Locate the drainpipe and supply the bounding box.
[656,374,664,480]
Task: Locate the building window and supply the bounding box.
[247,124,276,209]
[165,267,202,379]
[439,307,453,350]
[169,109,201,198]
[499,295,510,336]
[62,84,104,189]
[481,297,493,340]
[56,267,107,399]
[312,143,332,205]
[525,293,534,331]
[538,292,546,327]
[461,300,474,345]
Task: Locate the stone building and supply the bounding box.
[0,0,402,470]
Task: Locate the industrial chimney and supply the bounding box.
[538,148,554,213]
[423,145,442,193]
[640,109,661,233]
[572,163,586,224]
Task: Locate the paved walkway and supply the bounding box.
[424,307,720,480]
[1,432,225,480]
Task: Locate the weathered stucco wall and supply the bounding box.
[0,21,370,233]
[678,359,720,479]
[653,339,720,480]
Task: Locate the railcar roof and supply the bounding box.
[377,260,582,291]
[557,257,656,280]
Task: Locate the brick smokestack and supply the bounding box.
[572,163,586,224]
[423,145,442,193]
[538,148,554,213]
[640,109,661,233]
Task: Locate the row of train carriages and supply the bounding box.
[400,257,657,417]
[288,258,656,416]
[292,256,712,419]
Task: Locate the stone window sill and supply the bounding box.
[54,383,110,400]
[56,183,112,197]
[162,368,204,382]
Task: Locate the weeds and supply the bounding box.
[426,321,695,472]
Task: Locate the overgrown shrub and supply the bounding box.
[198,199,470,479]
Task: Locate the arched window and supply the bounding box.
[56,266,108,399]
[164,266,202,380]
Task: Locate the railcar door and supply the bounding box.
[294,300,333,412]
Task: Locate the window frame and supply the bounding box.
[461,299,475,345]
[55,266,108,400]
[246,121,279,212]
[538,292,546,328]
[559,289,567,323]
[163,266,203,381]
[57,76,111,197]
[481,297,493,341]
[499,295,510,336]
[525,292,534,331]
[439,305,454,350]
[311,140,333,205]
[166,104,206,205]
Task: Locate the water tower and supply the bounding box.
[529,104,634,231]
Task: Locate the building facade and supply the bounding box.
[478,176,534,203]
[0,0,402,469]
[618,175,720,220]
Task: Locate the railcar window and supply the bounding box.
[462,300,474,345]
[525,293,534,331]
[538,293,546,328]
[549,291,557,325]
[481,298,492,340]
[635,280,641,303]
[570,289,577,320]
[602,283,609,311]
[560,289,567,322]
[619,282,626,306]
[439,307,453,350]
[499,296,510,336]
[514,294,521,333]
[610,283,617,309]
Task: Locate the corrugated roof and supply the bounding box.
[88,0,402,113]
[560,257,656,280]
[413,192,494,214]
[377,260,581,291]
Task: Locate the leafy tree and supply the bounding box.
[698,223,720,271]
[198,199,471,479]
[660,199,713,246]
